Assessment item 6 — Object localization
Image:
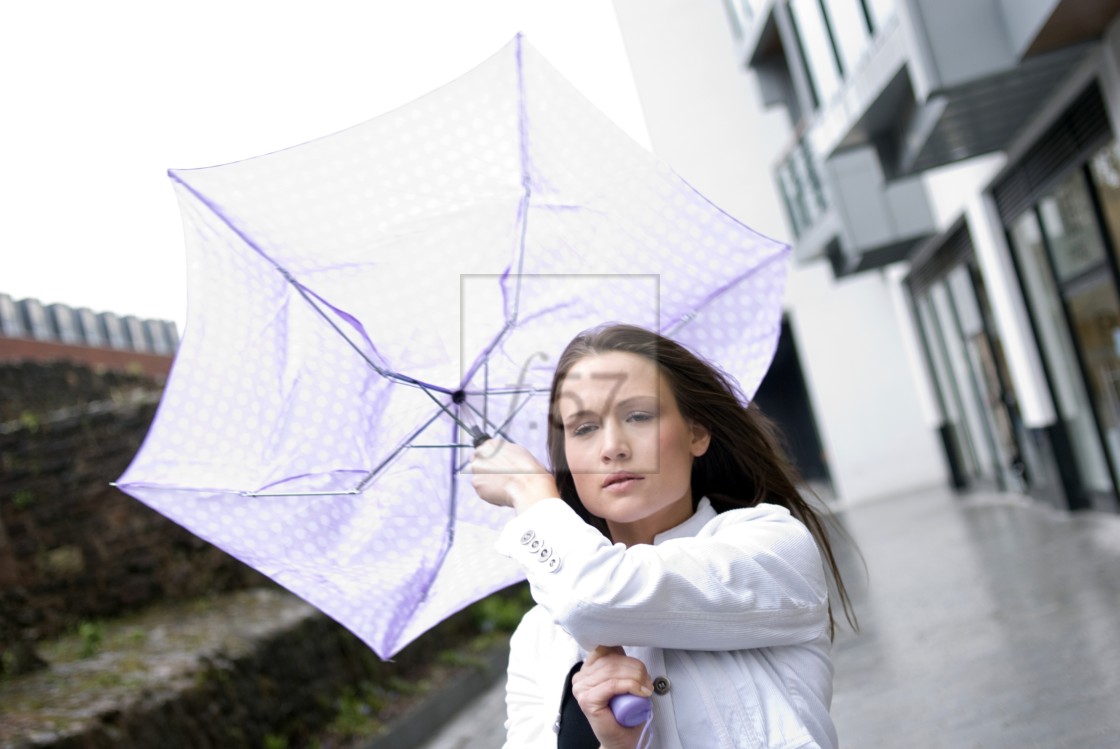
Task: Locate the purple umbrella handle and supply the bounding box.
[468,427,491,447]
[610,693,652,727]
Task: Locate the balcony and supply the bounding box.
[728,0,814,124]
[776,135,936,275]
[726,0,778,65]
[809,0,1098,177]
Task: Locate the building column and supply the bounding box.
[884,263,941,428]
[964,192,1055,427]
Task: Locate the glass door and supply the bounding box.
[1008,158,1120,509]
[1010,209,1113,499]
[946,265,1025,491]
[915,293,976,481]
[1062,270,1120,490]
[967,264,1062,502]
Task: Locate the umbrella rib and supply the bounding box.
[511,31,530,327]
[354,407,451,492]
[239,406,450,497]
[170,171,469,421]
[285,282,481,439]
[662,250,788,337]
[409,443,476,449]
[282,275,485,437]
[460,400,514,443]
[384,416,462,654]
[453,390,540,473]
[458,37,532,394]
[459,189,531,391]
[459,385,539,395]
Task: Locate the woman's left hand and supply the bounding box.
[572,645,653,749]
[470,438,559,513]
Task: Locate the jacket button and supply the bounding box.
[519,530,535,545]
[529,538,543,552]
[538,545,552,562]
[653,676,670,695]
[546,556,562,573]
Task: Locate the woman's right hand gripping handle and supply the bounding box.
[572,646,654,749]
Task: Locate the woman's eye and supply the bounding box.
[572,423,598,437]
[626,411,653,423]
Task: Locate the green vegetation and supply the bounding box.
[12,489,34,509]
[325,685,386,738]
[3,584,535,748]
[1,650,18,680]
[468,583,533,633]
[262,734,289,749]
[77,621,103,658]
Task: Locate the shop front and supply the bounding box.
[910,83,1120,513]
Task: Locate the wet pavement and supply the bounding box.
[417,486,1120,748]
[830,487,1120,748]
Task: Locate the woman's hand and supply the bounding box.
[470,439,559,513]
[572,645,654,749]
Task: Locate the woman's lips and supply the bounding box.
[603,473,643,490]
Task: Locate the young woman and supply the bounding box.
[471,324,855,749]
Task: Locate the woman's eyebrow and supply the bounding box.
[562,408,597,423]
[560,395,658,421]
[614,395,657,409]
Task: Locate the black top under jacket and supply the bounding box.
[557,661,598,749]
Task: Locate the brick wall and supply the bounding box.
[0,338,174,382]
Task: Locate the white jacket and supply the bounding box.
[495,497,837,749]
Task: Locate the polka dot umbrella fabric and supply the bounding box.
[116,35,790,659]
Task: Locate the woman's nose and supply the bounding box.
[600,421,630,462]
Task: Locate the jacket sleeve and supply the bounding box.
[495,498,830,653]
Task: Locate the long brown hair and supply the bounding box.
[546,323,857,639]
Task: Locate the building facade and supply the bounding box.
[612,0,949,506]
[714,0,1120,513]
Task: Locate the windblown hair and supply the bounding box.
[545,323,857,638]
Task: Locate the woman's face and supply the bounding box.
[556,351,710,545]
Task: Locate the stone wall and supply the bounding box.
[4,587,515,749]
[0,362,265,672]
[0,359,165,423]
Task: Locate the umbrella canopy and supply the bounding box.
[116,34,789,659]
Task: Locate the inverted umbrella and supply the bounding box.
[116,34,789,659]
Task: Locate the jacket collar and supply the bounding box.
[653,496,715,545]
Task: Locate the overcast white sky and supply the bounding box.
[0,1,649,331]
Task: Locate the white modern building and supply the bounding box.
[612,0,1120,514]
[611,0,946,507]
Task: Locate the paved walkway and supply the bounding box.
[418,486,1120,748]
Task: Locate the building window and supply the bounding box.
[1009,206,1115,496]
[790,0,843,106]
[916,293,978,478]
[0,295,26,337]
[725,0,771,37]
[823,0,871,74]
[863,0,896,33]
[930,281,999,481]
[1089,140,1120,270]
[1037,171,1108,282]
[20,300,54,341]
[49,305,81,345]
[724,0,750,39]
[776,137,828,237]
